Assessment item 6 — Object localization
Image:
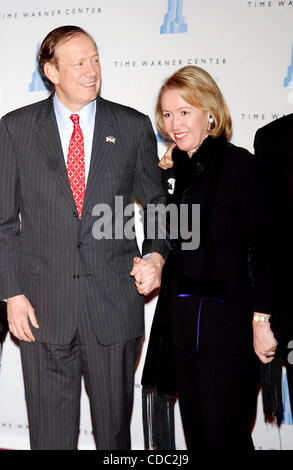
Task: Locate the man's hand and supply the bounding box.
[158,143,176,170]
[253,313,277,364]
[7,294,39,342]
[130,252,164,296]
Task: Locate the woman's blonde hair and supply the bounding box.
[156,65,232,141]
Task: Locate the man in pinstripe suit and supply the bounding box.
[0,26,168,449]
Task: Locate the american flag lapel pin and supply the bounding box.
[106,136,116,144]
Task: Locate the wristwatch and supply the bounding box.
[253,314,270,322]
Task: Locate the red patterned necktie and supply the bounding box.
[67,114,85,219]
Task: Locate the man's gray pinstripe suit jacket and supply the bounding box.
[0,94,168,345]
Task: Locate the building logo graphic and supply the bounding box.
[156,132,171,143]
[160,0,188,34]
[284,43,293,88]
[29,42,49,92]
[282,371,293,425]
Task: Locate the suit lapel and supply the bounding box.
[36,96,118,216]
[36,96,77,212]
[83,96,118,214]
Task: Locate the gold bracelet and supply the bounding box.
[253,314,270,322]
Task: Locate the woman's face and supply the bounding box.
[161,88,209,156]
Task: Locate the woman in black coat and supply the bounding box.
[142,66,277,451]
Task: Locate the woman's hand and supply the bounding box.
[158,142,176,170]
[253,313,278,364]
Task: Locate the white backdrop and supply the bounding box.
[0,0,292,450]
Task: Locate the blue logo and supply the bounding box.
[160,0,188,34]
[282,371,293,425]
[29,42,49,92]
[156,132,171,143]
[284,43,293,88]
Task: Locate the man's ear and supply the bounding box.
[44,62,59,86]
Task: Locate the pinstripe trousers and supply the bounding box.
[20,310,142,450]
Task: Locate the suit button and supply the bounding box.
[73,274,80,279]
[77,242,82,248]
[73,211,78,218]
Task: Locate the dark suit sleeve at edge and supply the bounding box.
[0,116,23,299]
[251,130,275,315]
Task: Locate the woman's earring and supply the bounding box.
[208,115,214,123]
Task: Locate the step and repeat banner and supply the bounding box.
[0,0,292,450]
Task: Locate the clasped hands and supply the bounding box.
[130,252,164,296]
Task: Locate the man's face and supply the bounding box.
[46,33,101,111]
